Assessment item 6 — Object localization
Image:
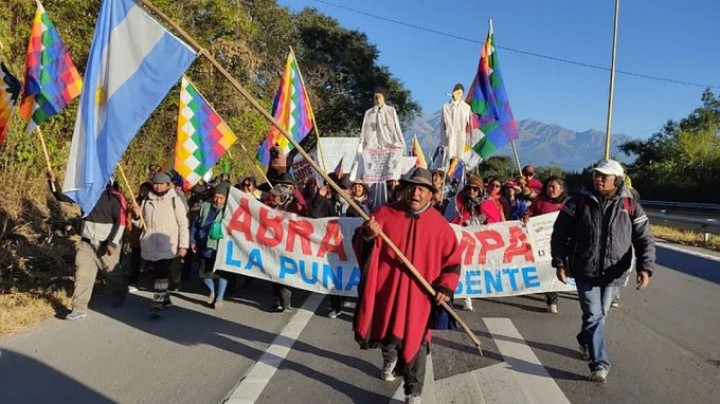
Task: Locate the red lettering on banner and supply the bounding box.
[287,219,314,255]
[256,206,284,247]
[458,230,477,265]
[475,230,504,265]
[503,225,534,263]
[227,198,254,241]
[317,219,348,261]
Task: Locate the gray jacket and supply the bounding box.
[550,186,655,285]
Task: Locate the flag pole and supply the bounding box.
[510,140,522,176]
[136,0,482,355]
[604,0,620,160]
[289,46,327,173]
[117,164,147,230]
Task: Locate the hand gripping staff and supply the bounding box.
[137,0,483,356]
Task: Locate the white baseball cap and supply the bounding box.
[591,160,624,177]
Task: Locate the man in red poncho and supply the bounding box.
[353,167,461,404]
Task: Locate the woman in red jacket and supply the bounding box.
[525,175,568,313]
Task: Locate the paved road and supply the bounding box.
[1,243,719,403]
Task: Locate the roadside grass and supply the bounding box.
[652,224,720,252]
[0,287,72,338]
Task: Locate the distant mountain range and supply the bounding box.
[406,111,634,171]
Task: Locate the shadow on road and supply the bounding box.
[656,245,720,284]
[93,287,386,402]
[0,349,113,403]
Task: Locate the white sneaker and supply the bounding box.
[590,368,608,383]
[381,358,397,381]
[405,394,422,404]
[127,284,139,293]
[548,303,558,314]
[463,298,474,312]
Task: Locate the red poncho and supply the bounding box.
[353,202,461,364]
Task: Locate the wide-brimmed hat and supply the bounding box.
[400,167,436,193]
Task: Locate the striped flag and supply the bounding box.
[467,24,519,160]
[62,0,196,215]
[19,0,82,132]
[174,76,237,186]
[257,49,314,165]
[410,135,427,169]
[0,60,22,146]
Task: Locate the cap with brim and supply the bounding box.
[502,181,522,192]
[151,172,172,184]
[591,159,624,177]
[400,167,437,193]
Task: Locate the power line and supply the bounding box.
[312,0,720,89]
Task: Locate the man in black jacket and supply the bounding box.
[551,159,655,383]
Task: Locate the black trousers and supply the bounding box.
[381,340,429,396]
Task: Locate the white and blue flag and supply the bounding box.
[63,0,196,214]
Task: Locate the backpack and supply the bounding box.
[109,189,128,227]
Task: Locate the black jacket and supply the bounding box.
[550,186,655,285]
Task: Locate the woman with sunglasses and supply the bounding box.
[444,175,487,227]
[480,177,507,224]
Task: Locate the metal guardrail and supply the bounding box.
[643,200,720,212]
[647,212,720,235]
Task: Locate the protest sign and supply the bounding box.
[360,147,404,182]
[215,189,576,297]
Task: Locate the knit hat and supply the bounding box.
[151,172,172,184]
[214,182,230,197]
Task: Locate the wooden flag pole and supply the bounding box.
[117,164,147,230]
[510,140,522,177]
[289,46,327,173]
[137,0,482,355]
[604,0,621,160]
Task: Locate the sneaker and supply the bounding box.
[272,304,285,312]
[463,298,474,312]
[589,368,608,383]
[207,293,215,305]
[283,306,294,313]
[611,300,620,308]
[162,300,173,309]
[214,300,224,309]
[328,310,344,318]
[381,358,397,381]
[548,303,558,314]
[579,344,591,361]
[405,394,422,404]
[127,284,139,293]
[65,311,88,321]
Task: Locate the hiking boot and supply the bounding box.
[463,298,473,312]
[405,395,422,404]
[547,303,558,314]
[589,368,608,383]
[579,344,591,361]
[381,358,397,381]
[65,311,88,321]
[328,310,344,319]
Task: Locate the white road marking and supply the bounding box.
[483,318,571,404]
[656,241,720,262]
[224,294,324,404]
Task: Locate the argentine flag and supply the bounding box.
[63,0,196,214]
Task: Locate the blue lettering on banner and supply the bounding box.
[345,267,361,291]
[485,270,503,293]
[224,242,265,273]
[466,270,482,295]
[322,264,343,290]
[279,256,298,279]
[502,268,520,291]
[300,261,319,285]
[521,266,540,288]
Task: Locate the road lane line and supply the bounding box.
[483,318,571,404]
[224,294,324,404]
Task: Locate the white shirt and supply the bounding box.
[359,104,405,152]
[441,100,472,160]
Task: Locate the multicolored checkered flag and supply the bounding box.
[0,59,22,146]
[174,76,237,186]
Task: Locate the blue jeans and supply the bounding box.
[203,277,228,301]
[575,278,617,371]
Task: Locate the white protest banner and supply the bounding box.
[526,212,557,262]
[360,147,404,182]
[215,189,576,297]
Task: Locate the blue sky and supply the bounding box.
[277,0,719,139]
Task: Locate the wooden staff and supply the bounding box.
[117,164,147,230]
[137,0,482,355]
